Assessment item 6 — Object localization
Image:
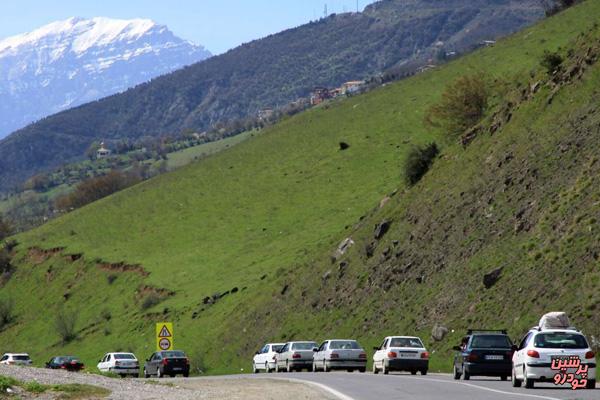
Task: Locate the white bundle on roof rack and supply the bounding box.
[539,312,571,330]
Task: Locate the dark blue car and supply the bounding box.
[453,329,515,381]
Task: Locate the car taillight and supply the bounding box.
[387,352,397,358]
[585,351,595,359]
[185,358,190,365]
[330,353,339,359]
[527,350,540,358]
[359,353,367,359]
[466,354,478,362]
[115,361,121,366]
[421,352,429,359]
[292,353,302,359]
[162,359,169,366]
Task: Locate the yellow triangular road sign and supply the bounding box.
[158,324,172,338]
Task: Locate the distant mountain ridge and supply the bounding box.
[0,0,546,192]
[0,17,211,138]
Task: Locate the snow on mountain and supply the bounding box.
[0,17,211,138]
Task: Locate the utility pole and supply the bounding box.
[324,4,328,18]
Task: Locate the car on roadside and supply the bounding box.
[0,353,32,366]
[373,336,429,375]
[45,356,84,371]
[512,327,596,389]
[143,350,190,378]
[97,352,139,377]
[252,343,285,373]
[274,341,318,372]
[452,329,513,381]
[312,339,367,373]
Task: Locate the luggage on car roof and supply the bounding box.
[539,312,571,330]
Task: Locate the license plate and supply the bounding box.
[485,355,504,360]
[399,353,416,358]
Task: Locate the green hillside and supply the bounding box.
[1,1,599,374]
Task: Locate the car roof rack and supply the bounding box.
[467,329,508,335]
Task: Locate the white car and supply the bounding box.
[275,341,318,372]
[373,336,429,375]
[97,352,139,377]
[0,353,32,366]
[512,328,596,389]
[312,339,367,372]
[252,343,284,373]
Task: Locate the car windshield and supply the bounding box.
[14,355,30,361]
[390,338,424,348]
[292,342,318,350]
[161,351,186,358]
[470,335,512,349]
[272,345,284,352]
[534,332,588,349]
[114,354,136,360]
[329,341,360,350]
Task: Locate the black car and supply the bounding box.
[453,329,515,381]
[45,356,85,371]
[143,350,190,378]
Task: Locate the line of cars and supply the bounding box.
[0,350,191,378]
[253,336,430,375]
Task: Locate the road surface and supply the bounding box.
[181,372,599,400]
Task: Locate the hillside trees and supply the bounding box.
[425,74,489,137]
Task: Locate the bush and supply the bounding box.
[540,51,564,74]
[0,298,15,329]
[0,215,11,242]
[55,309,78,343]
[425,74,489,137]
[403,143,440,186]
[140,293,161,310]
[100,309,111,321]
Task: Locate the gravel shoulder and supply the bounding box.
[0,366,335,400]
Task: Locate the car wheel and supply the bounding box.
[359,368,366,373]
[463,365,470,380]
[511,367,521,388]
[421,370,427,376]
[252,362,258,374]
[183,373,189,378]
[157,368,163,379]
[144,368,150,379]
[523,367,534,389]
[586,379,596,389]
[323,360,329,372]
[373,362,379,374]
[286,361,292,373]
[410,370,417,375]
[453,365,461,380]
[382,362,389,375]
[347,369,354,373]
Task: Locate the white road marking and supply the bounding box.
[280,377,356,400]
[393,375,562,400]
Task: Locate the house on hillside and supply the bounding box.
[96,142,111,159]
[310,87,331,105]
[341,80,364,95]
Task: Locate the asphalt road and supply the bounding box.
[188,372,599,400]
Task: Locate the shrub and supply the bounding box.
[540,51,564,74]
[55,309,78,343]
[0,215,11,242]
[100,309,112,321]
[425,74,489,137]
[0,298,15,329]
[140,293,161,310]
[403,143,440,186]
[106,274,118,285]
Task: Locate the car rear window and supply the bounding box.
[114,354,136,360]
[161,351,186,358]
[292,343,318,350]
[390,338,424,348]
[329,341,361,350]
[272,345,284,352]
[534,332,588,349]
[14,355,30,361]
[470,335,512,349]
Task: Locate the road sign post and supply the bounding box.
[156,322,174,351]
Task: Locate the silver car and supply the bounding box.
[312,339,367,372]
[275,341,318,372]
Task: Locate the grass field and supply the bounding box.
[1,1,600,375]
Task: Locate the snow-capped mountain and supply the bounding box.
[0,17,211,138]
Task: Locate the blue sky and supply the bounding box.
[0,0,374,54]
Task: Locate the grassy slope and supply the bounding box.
[2,1,599,374]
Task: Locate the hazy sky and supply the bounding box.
[0,0,375,54]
